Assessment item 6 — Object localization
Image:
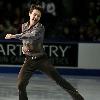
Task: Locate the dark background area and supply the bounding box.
[0,0,100,42]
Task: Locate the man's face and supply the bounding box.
[29,9,41,24]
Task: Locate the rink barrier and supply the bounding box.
[0,39,100,76]
[0,66,100,76]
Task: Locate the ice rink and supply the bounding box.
[0,73,100,100]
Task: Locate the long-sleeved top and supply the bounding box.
[15,22,45,56]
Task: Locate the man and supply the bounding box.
[5,4,84,100]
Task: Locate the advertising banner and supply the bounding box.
[0,40,78,67]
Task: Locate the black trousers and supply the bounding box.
[17,54,79,100]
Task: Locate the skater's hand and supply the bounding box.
[5,34,12,39]
[5,34,16,39]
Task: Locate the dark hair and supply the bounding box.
[29,4,44,15]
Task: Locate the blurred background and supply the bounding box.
[1,0,100,42]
